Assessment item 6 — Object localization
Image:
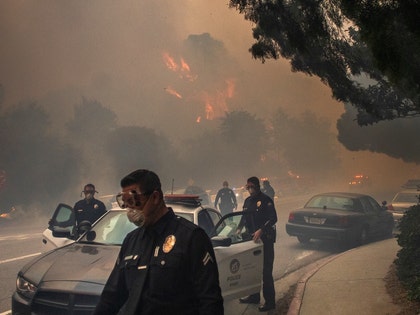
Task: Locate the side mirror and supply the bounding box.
[52,226,73,238]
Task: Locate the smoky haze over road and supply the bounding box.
[0,1,419,215]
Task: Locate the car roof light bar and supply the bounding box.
[164,194,202,206]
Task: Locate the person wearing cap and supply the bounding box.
[239,176,277,312]
[73,183,106,226]
[93,169,224,315]
[214,180,237,216]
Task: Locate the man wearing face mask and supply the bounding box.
[238,176,277,312]
[73,183,106,226]
[94,169,224,315]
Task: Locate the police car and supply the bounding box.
[13,195,263,314]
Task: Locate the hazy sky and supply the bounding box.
[1,0,418,195]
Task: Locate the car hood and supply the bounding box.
[20,243,119,290]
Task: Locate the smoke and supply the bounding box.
[1,0,419,212]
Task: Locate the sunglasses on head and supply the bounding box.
[116,190,149,209]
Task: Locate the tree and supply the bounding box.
[105,126,177,188]
[0,102,78,210]
[271,108,341,177]
[228,0,419,125]
[220,110,267,175]
[66,98,117,182]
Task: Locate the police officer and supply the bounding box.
[73,183,106,226]
[261,180,275,200]
[214,180,237,216]
[93,169,224,315]
[239,176,277,312]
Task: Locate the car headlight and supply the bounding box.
[16,276,37,299]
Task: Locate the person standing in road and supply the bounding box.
[261,179,275,201]
[239,176,277,312]
[93,169,224,315]
[214,180,237,216]
[73,183,106,226]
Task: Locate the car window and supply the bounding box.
[79,211,137,245]
[306,196,355,211]
[198,210,215,236]
[213,212,255,244]
[394,193,419,203]
[56,207,72,223]
[207,209,222,226]
[359,197,375,214]
[366,196,382,212]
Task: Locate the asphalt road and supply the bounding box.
[0,191,386,314]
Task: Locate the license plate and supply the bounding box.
[309,217,325,224]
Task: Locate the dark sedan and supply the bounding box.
[286,192,394,246]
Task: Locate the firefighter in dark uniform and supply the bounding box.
[214,180,237,216]
[239,176,277,312]
[93,169,223,315]
[73,183,106,226]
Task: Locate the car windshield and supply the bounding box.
[79,210,137,245]
[394,193,419,203]
[306,195,356,211]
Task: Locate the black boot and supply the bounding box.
[258,303,275,312]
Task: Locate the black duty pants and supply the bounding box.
[249,240,275,305]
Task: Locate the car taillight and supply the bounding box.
[387,204,394,211]
[338,216,350,227]
[288,213,295,221]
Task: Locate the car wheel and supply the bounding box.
[297,235,311,244]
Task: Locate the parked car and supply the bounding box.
[387,190,420,226]
[42,194,221,250]
[285,192,394,246]
[401,179,420,190]
[14,195,263,314]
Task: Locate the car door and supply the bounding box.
[365,196,393,235]
[41,203,76,250]
[211,211,263,301]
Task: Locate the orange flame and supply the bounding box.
[162,52,178,71]
[163,51,237,122]
[162,52,196,81]
[164,86,182,99]
[205,102,214,120]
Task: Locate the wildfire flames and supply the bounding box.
[162,52,235,123]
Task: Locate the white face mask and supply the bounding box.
[248,187,256,195]
[126,208,145,227]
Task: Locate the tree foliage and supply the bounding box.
[271,108,340,176]
[105,126,176,187]
[66,98,118,179]
[0,102,78,209]
[228,0,419,125]
[396,205,420,301]
[220,110,267,166]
